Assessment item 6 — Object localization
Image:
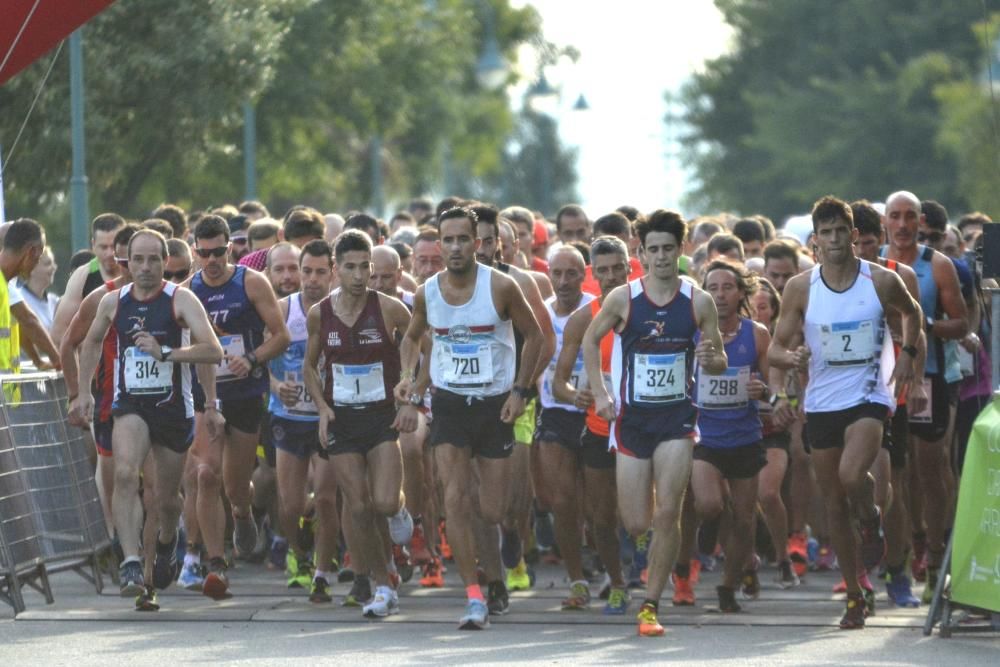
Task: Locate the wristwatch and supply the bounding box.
[408,392,423,406]
[160,345,173,361]
[246,350,259,367]
[205,398,222,411]
[901,344,918,358]
[512,385,531,399]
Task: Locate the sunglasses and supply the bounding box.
[163,268,190,281]
[115,257,129,267]
[917,231,943,244]
[194,246,229,258]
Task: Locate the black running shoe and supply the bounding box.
[152,530,180,590]
[487,580,510,615]
[343,575,372,607]
[309,576,332,604]
[717,585,742,613]
[135,584,160,612]
[119,560,145,597]
[840,591,866,629]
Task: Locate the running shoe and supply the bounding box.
[501,526,523,570]
[815,545,838,571]
[911,533,928,582]
[741,568,760,600]
[921,567,939,605]
[506,558,531,591]
[420,558,445,588]
[459,598,490,630]
[362,585,400,618]
[636,602,665,637]
[232,512,258,558]
[409,522,432,565]
[689,559,702,586]
[775,560,800,589]
[269,537,288,571]
[119,560,145,597]
[633,529,651,571]
[839,591,866,629]
[343,575,372,607]
[886,571,920,608]
[717,585,742,613]
[561,580,591,610]
[338,551,355,583]
[787,531,808,578]
[392,544,414,584]
[603,587,630,615]
[864,585,876,617]
[134,584,160,612]
[389,507,414,545]
[439,520,453,561]
[806,537,819,566]
[833,577,847,594]
[310,576,332,604]
[287,555,314,589]
[858,508,886,572]
[178,561,204,591]
[203,557,230,600]
[487,580,510,615]
[534,510,555,552]
[152,530,180,590]
[671,572,695,606]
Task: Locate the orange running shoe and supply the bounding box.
[788,532,808,578]
[689,559,702,586]
[637,602,665,637]
[420,557,445,588]
[671,572,695,606]
[409,523,432,565]
[439,520,453,561]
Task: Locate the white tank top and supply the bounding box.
[539,292,595,411]
[426,262,516,397]
[803,261,893,412]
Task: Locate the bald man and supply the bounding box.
[370,245,414,308]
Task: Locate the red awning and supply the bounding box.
[0,0,116,85]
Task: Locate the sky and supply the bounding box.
[513,1,734,217]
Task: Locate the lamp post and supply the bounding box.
[69,28,89,252]
[243,101,257,201]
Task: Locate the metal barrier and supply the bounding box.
[0,371,111,614]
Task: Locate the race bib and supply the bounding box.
[568,358,588,393]
[123,347,172,395]
[909,377,933,424]
[217,334,246,382]
[632,353,686,404]
[957,345,975,378]
[697,365,750,409]
[284,370,318,416]
[821,320,875,367]
[440,343,493,388]
[333,362,386,405]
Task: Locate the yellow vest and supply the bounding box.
[0,276,14,373]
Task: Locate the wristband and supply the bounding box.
[205,399,222,411]
[901,344,918,358]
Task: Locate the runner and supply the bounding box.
[690,260,770,613]
[473,204,555,599]
[532,245,597,609]
[270,239,342,603]
[582,209,728,637]
[186,214,290,599]
[770,196,921,629]
[550,235,632,615]
[880,191,967,601]
[395,206,544,630]
[303,230,415,618]
[71,230,223,603]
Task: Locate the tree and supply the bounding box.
[681,0,997,221]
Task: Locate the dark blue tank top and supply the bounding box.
[616,278,697,411]
[191,265,268,400]
[112,281,191,415]
[694,318,761,448]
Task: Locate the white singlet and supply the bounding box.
[426,262,516,397]
[803,260,893,413]
[539,292,595,411]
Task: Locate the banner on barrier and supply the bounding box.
[950,396,1000,612]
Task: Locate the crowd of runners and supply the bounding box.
[5,190,991,634]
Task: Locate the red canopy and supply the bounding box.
[0,0,116,85]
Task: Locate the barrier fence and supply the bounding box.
[0,371,111,615]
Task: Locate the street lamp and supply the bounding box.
[475,1,508,91]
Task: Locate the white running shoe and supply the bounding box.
[388,507,414,545]
[459,598,490,630]
[362,586,399,618]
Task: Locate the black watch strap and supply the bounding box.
[901,344,918,358]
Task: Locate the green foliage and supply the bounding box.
[682,0,999,221]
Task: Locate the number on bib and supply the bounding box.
[632,353,686,404]
[332,362,386,405]
[696,365,750,409]
[217,334,246,382]
[820,320,875,367]
[440,343,493,388]
[123,347,173,395]
[284,370,318,416]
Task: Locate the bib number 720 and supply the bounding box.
[453,357,481,377]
